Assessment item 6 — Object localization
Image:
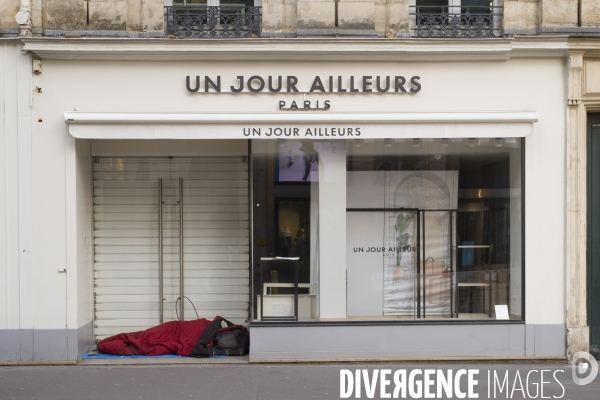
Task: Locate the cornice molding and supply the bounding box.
[20,36,569,62]
[568,37,600,58]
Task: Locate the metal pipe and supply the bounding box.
[416,211,421,319]
[422,210,426,319]
[158,179,164,323]
[179,177,184,320]
[449,210,453,318]
[15,0,32,37]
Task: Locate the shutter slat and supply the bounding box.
[93,156,249,341]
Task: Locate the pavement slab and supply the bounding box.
[0,363,598,400]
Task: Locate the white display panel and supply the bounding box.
[346,171,458,317]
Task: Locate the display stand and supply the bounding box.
[258,257,300,321]
[455,245,492,318]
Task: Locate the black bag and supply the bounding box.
[211,329,250,357]
[191,317,249,358]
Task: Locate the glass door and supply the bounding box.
[418,210,456,319]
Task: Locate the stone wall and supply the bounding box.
[582,0,600,27]
[541,0,578,28]
[0,0,20,35]
[1,0,163,37]
[3,0,600,38]
[504,0,540,35]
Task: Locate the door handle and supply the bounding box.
[158,178,164,324]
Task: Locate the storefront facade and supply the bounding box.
[0,37,572,362]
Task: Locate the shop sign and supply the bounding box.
[186,75,421,110]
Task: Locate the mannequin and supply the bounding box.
[279,226,292,257]
[295,228,306,258]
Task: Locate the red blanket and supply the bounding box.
[98,318,217,356]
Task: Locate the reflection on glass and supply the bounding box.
[251,141,320,322]
[416,0,447,14]
[252,138,523,323]
[346,138,522,321]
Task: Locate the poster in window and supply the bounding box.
[347,171,458,316]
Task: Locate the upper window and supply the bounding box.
[409,0,503,38]
[166,0,262,38]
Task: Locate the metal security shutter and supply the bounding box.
[93,156,249,341]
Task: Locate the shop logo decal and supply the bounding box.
[338,367,592,399]
[572,351,599,386]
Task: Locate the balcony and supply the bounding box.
[409,5,503,38]
[165,6,262,38]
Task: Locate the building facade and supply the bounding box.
[0,0,599,363]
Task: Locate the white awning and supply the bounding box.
[65,112,538,140]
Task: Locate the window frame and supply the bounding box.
[249,138,526,327]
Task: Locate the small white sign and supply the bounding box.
[273,303,293,317]
[495,305,510,320]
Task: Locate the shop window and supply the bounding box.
[251,141,320,322]
[251,138,523,324]
[346,138,522,321]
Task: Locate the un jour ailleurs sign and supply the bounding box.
[185,75,421,110]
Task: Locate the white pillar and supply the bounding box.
[566,51,590,359]
[316,142,347,319]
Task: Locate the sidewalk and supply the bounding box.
[1,362,599,400]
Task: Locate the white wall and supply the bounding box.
[75,139,93,353]
[25,55,569,338]
[0,41,22,334]
[0,40,34,336]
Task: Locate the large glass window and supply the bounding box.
[346,138,522,321]
[251,138,523,323]
[251,140,321,321]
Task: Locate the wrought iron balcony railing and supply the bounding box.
[165,6,262,38]
[409,5,503,38]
